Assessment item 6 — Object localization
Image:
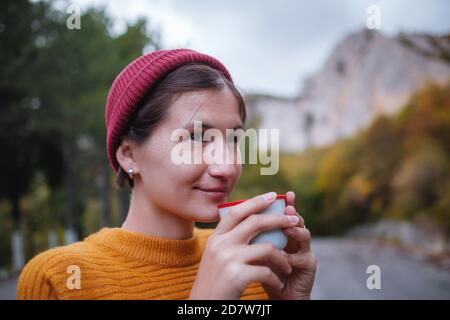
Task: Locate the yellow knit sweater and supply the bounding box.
[17,227,268,300]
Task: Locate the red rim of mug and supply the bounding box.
[217,195,287,209]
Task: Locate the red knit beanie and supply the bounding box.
[105,49,233,172]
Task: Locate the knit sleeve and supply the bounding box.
[16,252,57,300]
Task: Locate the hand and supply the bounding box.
[189,192,299,300]
[263,191,317,300]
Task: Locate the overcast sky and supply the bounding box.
[71,0,450,98]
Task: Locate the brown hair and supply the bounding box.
[115,63,247,189]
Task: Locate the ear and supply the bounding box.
[116,139,139,175]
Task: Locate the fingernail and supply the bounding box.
[279,282,284,290]
[287,215,299,224]
[263,192,276,202]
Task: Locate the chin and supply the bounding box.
[188,209,220,223]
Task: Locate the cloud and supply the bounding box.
[76,0,450,97]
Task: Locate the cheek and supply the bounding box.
[141,144,181,181]
[138,140,205,198]
[233,163,242,184]
[166,142,207,184]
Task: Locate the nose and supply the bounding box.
[207,162,237,180]
[205,139,239,179]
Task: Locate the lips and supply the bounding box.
[194,186,229,192]
[194,186,229,201]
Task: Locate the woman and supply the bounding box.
[17,49,316,300]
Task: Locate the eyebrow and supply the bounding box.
[184,121,244,131]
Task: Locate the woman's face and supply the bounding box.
[132,88,243,222]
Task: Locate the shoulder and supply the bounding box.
[17,239,100,300]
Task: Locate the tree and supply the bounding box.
[0,0,161,269]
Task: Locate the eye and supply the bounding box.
[226,135,239,144]
[190,132,205,142]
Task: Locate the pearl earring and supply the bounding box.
[127,168,134,179]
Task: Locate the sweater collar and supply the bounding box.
[85,227,207,266]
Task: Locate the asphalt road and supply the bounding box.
[311,238,450,299]
[0,277,17,300]
[1,238,449,300]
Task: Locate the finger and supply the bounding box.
[284,227,311,252]
[216,192,277,234]
[242,265,285,291]
[284,205,304,228]
[238,243,292,275]
[287,251,317,272]
[285,191,295,206]
[230,212,300,244]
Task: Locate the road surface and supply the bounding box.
[0,277,17,300]
[311,238,450,299]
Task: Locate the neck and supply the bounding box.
[122,184,194,240]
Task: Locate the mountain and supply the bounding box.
[246,29,450,152]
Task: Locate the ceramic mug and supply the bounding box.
[217,195,288,250]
